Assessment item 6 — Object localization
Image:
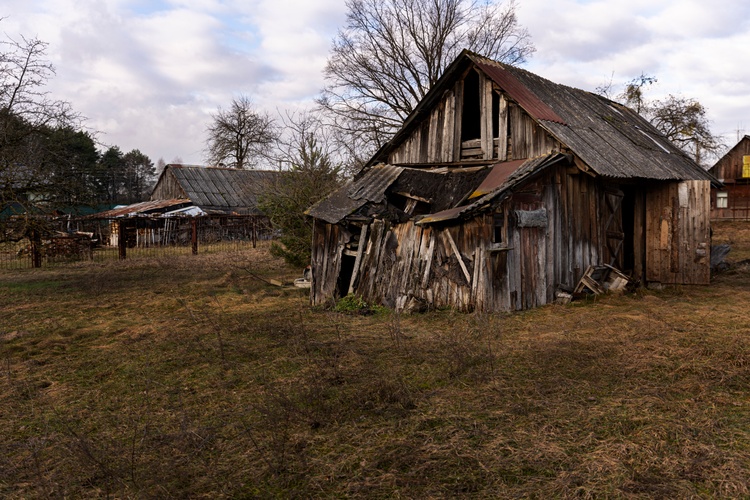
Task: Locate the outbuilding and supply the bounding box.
[308,51,715,312]
[708,136,750,220]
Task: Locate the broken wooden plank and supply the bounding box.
[443,229,471,284]
[348,224,369,295]
[421,230,436,288]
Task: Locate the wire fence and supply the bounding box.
[0,214,274,270]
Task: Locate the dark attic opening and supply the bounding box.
[461,69,481,143]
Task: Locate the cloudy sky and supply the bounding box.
[3,0,749,165]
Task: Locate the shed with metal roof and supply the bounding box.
[151,164,278,215]
[308,51,715,312]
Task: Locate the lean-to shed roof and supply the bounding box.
[307,163,494,224]
[91,198,193,218]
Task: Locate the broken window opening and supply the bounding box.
[388,192,431,217]
[461,69,481,143]
[492,212,504,244]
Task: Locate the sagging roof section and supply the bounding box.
[308,163,496,225]
[309,154,568,226]
[417,153,568,225]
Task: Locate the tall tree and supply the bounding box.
[1,33,80,210]
[259,112,343,267]
[204,95,277,169]
[318,0,535,167]
[94,146,125,204]
[44,127,100,207]
[122,149,156,203]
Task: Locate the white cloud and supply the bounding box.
[517,0,750,149]
[3,0,750,163]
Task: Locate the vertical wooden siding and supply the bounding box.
[310,220,347,305]
[151,171,187,200]
[387,67,560,166]
[645,181,710,285]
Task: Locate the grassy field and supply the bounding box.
[2,225,750,498]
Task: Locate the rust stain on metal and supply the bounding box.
[469,160,526,199]
[474,60,566,125]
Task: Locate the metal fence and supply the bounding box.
[0,214,273,270]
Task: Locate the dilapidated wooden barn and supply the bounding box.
[308,51,715,312]
[708,136,750,220]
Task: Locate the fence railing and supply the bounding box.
[0,214,273,270]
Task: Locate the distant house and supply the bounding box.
[307,50,715,313]
[708,136,750,220]
[151,164,278,215]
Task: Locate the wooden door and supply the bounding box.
[645,181,710,285]
[519,226,547,309]
[603,188,625,269]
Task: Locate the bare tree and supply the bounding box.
[259,111,343,266]
[204,95,276,169]
[649,95,723,166]
[318,0,535,166]
[1,32,81,239]
[596,73,724,166]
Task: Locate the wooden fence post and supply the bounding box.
[191,218,198,255]
[252,216,257,248]
[118,220,127,260]
[30,229,42,268]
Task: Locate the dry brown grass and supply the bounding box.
[713,220,750,261]
[2,240,750,497]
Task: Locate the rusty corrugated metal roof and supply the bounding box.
[472,57,714,182]
[473,59,565,125]
[91,199,192,218]
[468,160,527,199]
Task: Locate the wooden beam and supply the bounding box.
[348,224,369,294]
[421,231,436,288]
[497,94,508,161]
[444,229,471,284]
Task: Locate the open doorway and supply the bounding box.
[336,253,356,298]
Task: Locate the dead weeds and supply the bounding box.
[2,241,750,497]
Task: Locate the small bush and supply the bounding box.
[334,294,372,315]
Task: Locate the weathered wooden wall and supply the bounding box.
[711,184,750,220]
[310,220,349,305]
[312,165,657,312]
[645,180,710,285]
[387,68,560,166]
[710,138,750,181]
[151,171,187,200]
[311,172,711,312]
[709,138,750,220]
